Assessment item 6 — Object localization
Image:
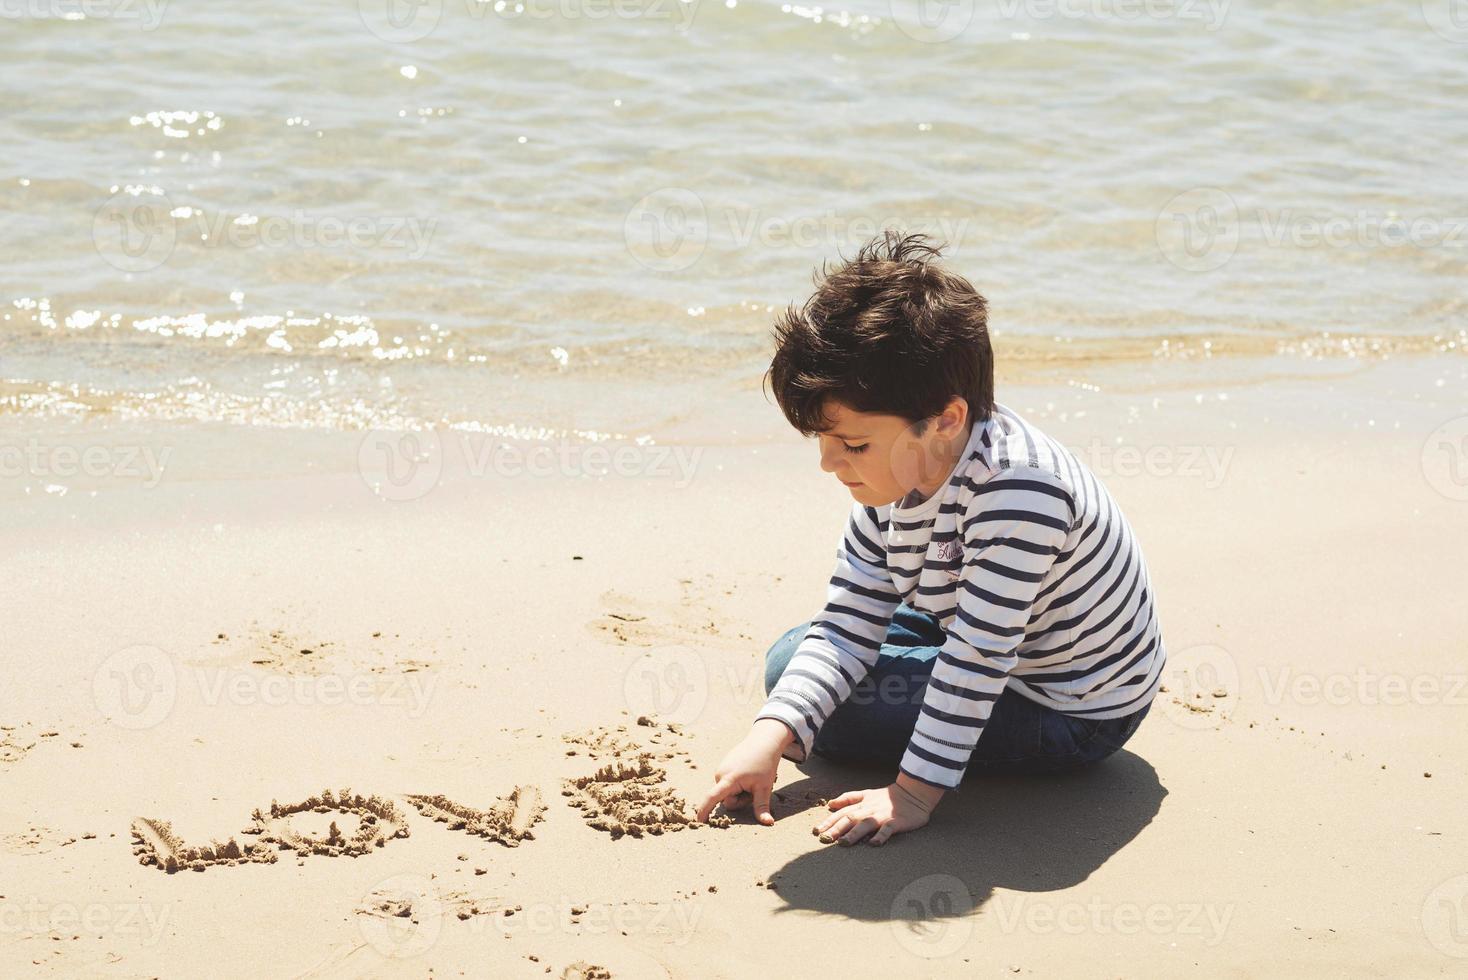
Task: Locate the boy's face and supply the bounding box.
[814,397,971,507]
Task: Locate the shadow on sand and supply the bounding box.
[758,750,1166,926]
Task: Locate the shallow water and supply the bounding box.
[1,0,1465,437]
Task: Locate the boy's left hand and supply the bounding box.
[812,776,945,846]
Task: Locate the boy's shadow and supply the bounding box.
[759,751,1166,922]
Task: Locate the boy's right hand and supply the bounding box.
[694,719,795,826]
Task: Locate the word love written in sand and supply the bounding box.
[131,725,726,873]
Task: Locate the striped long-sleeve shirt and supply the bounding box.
[757,404,1166,790]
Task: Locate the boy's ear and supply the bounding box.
[938,396,969,436]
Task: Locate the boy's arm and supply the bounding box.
[755,502,901,764]
[897,470,1074,790]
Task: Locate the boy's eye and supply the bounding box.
[843,443,869,454]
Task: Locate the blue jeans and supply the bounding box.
[763,603,1151,781]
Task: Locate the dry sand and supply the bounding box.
[1,359,1465,978]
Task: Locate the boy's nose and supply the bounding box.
[817,440,840,473]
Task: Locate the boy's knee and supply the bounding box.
[763,622,810,695]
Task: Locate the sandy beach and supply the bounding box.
[2,357,1464,978]
[5,1,1467,975]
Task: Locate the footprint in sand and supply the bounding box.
[0,726,37,766]
[200,626,337,677]
[130,817,277,873]
[589,592,681,647]
[589,577,751,648]
[404,786,546,847]
[2,825,77,855]
[0,724,73,767]
[562,716,692,765]
[242,788,411,858]
[202,625,435,678]
[563,754,730,839]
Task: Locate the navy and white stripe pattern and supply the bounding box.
[757,403,1166,789]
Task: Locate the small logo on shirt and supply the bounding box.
[934,538,961,562]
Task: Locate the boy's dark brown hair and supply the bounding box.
[764,230,994,436]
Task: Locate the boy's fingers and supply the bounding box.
[839,817,879,846]
[753,785,774,826]
[696,778,735,822]
[828,790,863,810]
[868,824,896,846]
[815,815,852,842]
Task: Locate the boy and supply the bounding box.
[694,232,1164,846]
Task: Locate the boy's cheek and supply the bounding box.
[887,437,934,491]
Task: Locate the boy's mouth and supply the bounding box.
[841,479,862,487]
